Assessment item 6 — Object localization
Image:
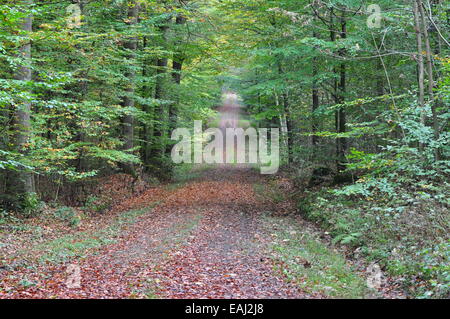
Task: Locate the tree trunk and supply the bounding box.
[8,0,35,202]
[141,37,155,166]
[152,51,168,157]
[413,0,426,134]
[171,14,186,87]
[336,17,347,172]
[121,1,139,175]
[418,0,440,160]
[330,13,347,172]
[149,22,170,178]
[165,15,186,156]
[277,62,292,164]
[311,28,319,150]
[281,91,293,164]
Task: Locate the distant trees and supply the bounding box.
[216,0,448,175]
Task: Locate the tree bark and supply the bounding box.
[413,0,426,131]
[121,1,139,175]
[418,0,440,160]
[312,28,319,149]
[336,17,347,172]
[152,46,168,156]
[149,21,170,178]
[165,15,186,156]
[141,37,155,166]
[330,12,347,172]
[9,0,35,199]
[281,91,293,164]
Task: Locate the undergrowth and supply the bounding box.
[262,214,370,298]
[12,204,158,265]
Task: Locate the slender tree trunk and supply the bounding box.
[281,91,293,164]
[376,58,384,96]
[413,0,426,130]
[312,28,319,150]
[75,1,88,172]
[141,38,155,166]
[330,12,347,172]
[329,11,342,171]
[165,15,186,156]
[419,0,440,160]
[277,62,292,164]
[121,1,139,175]
[274,92,288,157]
[171,16,186,86]
[152,48,168,156]
[336,17,347,172]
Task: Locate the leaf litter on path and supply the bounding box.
[1,166,363,298]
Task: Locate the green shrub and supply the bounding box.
[417,241,450,298]
[21,193,45,218]
[83,195,109,214]
[53,206,80,227]
[298,175,448,298]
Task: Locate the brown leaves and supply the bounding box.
[1,167,306,299]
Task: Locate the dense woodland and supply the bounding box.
[0,0,449,298]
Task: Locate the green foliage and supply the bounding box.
[418,241,450,298]
[18,279,36,288]
[53,206,80,227]
[83,195,110,214]
[1,0,229,210]
[0,0,449,298]
[296,92,449,295]
[263,213,369,298]
[20,193,44,218]
[0,150,33,171]
[37,207,153,264]
[300,139,449,297]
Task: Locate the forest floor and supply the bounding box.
[0,165,402,299]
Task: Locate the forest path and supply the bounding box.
[1,165,368,298]
[147,166,306,298]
